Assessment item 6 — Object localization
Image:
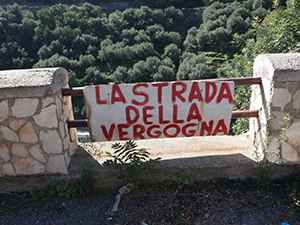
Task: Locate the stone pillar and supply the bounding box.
[250,53,300,164]
[0,68,78,176]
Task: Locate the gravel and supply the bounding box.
[0,190,118,225]
[1,182,300,225]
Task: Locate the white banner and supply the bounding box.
[83,80,234,141]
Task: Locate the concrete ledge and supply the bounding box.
[68,134,300,188]
[73,135,260,189]
[254,53,300,82]
[1,134,300,192]
[0,67,68,98]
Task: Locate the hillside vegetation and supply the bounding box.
[0,1,299,133]
[0,0,247,9]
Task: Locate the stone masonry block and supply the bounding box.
[271,112,286,130]
[42,97,54,108]
[47,155,67,174]
[33,105,58,128]
[1,126,19,142]
[59,121,65,139]
[11,143,28,158]
[14,158,45,175]
[29,145,46,163]
[268,137,280,162]
[282,142,299,164]
[2,163,15,176]
[0,100,8,122]
[19,122,38,143]
[0,144,10,162]
[55,96,63,119]
[9,119,25,131]
[293,90,300,110]
[63,136,70,150]
[286,118,300,146]
[272,88,292,110]
[40,130,63,154]
[12,98,39,118]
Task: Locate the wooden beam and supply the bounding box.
[215,77,261,86]
[62,87,83,96]
[68,119,88,128]
[231,110,259,119]
[62,77,261,96]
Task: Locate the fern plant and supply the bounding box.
[104,140,161,184]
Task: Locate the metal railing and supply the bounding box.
[62,77,261,128]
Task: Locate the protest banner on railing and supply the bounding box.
[83,81,234,141]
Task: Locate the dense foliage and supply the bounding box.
[183,0,271,55]
[2,0,298,127]
[1,0,239,9]
[224,0,300,133]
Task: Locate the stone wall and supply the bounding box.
[250,53,300,164]
[1,54,300,178]
[0,67,78,176]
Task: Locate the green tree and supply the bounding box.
[177,53,214,80]
[6,3,22,23]
[128,60,148,82]
[226,16,249,34]
[151,9,166,24]
[105,10,129,37]
[84,66,108,85]
[164,6,184,22]
[122,7,153,29]
[37,45,53,60]
[112,66,129,83]
[184,1,269,54]
[164,43,181,66]
[156,64,175,81]
[79,54,96,67]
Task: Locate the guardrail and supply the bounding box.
[63,77,261,128]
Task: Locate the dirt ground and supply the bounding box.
[1,177,300,225]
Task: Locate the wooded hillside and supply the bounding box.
[1,0,299,134]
